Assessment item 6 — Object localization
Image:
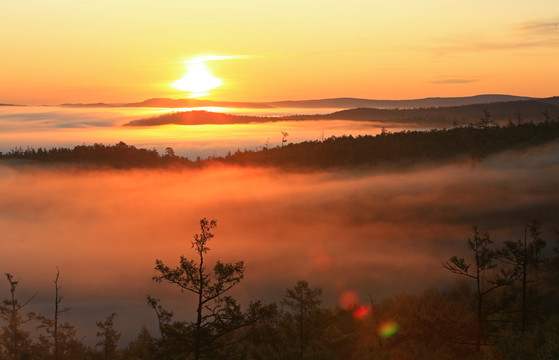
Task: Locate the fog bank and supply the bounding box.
[1,141,558,343]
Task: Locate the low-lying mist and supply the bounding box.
[0,106,385,159]
[1,141,558,343]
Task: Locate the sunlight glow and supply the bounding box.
[152,107,232,115]
[171,55,237,98]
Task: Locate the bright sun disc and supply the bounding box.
[172,57,223,97]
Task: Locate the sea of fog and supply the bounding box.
[0,106,402,158]
[1,105,558,345]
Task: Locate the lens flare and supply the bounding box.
[339,290,359,310]
[378,320,398,338]
[352,304,371,320]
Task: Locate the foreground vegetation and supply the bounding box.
[1,218,558,360]
[2,118,559,170]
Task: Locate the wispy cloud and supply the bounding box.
[432,38,549,56]
[518,17,559,35]
[431,78,480,85]
[431,16,559,56]
[183,54,251,64]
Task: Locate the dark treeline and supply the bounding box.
[0,142,186,168]
[219,119,559,169]
[281,99,559,127]
[1,218,558,359]
[2,119,559,170]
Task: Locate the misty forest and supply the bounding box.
[1,113,559,360]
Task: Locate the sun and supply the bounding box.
[171,56,230,98]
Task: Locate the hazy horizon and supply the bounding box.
[2,92,550,107]
[0,105,427,158]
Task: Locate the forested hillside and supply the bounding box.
[218,120,559,169]
[3,119,557,170]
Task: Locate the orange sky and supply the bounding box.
[1,0,558,105]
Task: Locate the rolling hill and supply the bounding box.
[124,98,559,127]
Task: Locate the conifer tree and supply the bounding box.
[280,280,328,358]
[151,218,266,360]
[0,273,34,360]
[443,226,515,352]
[96,312,121,360]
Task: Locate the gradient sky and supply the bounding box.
[1,0,558,104]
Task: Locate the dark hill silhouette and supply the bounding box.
[283,99,559,126]
[536,96,559,106]
[124,99,559,127]
[123,110,268,126]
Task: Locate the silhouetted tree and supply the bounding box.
[443,226,515,352]
[32,314,84,360]
[29,267,75,360]
[477,109,493,129]
[152,218,266,360]
[164,147,176,157]
[497,219,546,333]
[122,325,155,360]
[96,313,121,360]
[280,280,330,358]
[53,267,69,360]
[0,273,35,360]
[146,296,173,342]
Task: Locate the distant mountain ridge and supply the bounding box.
[59,94,538,109]
[267,94,534,109]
